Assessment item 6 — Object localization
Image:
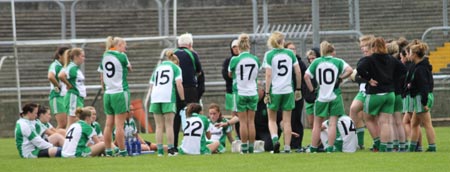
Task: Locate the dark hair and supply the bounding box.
[37,105,49,119]
[21,103,38,117]
[53,46,70,60]
[186,103,202,118]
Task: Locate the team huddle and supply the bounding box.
[14,31,436,158]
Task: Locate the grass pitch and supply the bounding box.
[1,127,449,172]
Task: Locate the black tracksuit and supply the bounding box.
[357,53,406,94]
[409,58,434,105]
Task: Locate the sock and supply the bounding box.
[168,144,174,149]
[409,141,417,152]
[373,137,380,150]
[427,144,436,152]
[399,142,406,151]
[105,148,113,156]
[326,146,334,153]
[356,128,365,147]
[241,143,248,153]
[119,149,128,156]
[271,135,279,145]
[379,142,387,152]
[393,140,399,150]
[248,143,254,153]
[284,145,291,152]
[405,140,409,150]
[386,142,393,152]
[157,144,164,155]
[309,146,318,153]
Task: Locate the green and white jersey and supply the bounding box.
[150,61,182,103]
[228,52,260,96]
[180,113,210,155]
[62,120,95,157]
[91,121,102,137]
[15,118,53,158]
[35,120,54,140]
[124,118,137,139]
[99,50,130,94]
[48,60,67,97]
[320,115,357,153]
[305,56,349,102]
[208,118,232,147]
[65,62,86,98]
[263,48,298,94]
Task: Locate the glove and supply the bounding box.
[295,90,302,101]
[54,86,60,93]
[264,93,271,104]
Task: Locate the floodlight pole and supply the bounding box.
[312,0,320,47]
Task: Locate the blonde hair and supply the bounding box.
[386,41,399,56]
[410,42,428,58]
[238,33,251,52]
[370,37,388,54]
[75,107,92,120]
[178,33,193,47]
[320,41,335,56]
[267,31,285,49]
[105,36,125,51]
[62,48,84,67]
[359,35,375,46]
[165,50,180,65]
[84,106,96,112]
[306,50,316,57]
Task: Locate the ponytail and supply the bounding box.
[238,33,251,52]
[105,36,125,51]
[75,107,92,120]
[53,46,70,60]
[320,41,335,56]
[165,50,179,65]
[62,49,71,67]
[267,31,285,49]
[186,103,202,118]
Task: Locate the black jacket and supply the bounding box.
[410,58,434,105]
[401,61,415,97]
[222,40,239,94]
[357,53,406,94]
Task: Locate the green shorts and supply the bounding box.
[49,96,66,115]
[364,92,395,115]
[305,102,315,115]
[150,102,176,114]
[233,94,258,112]
[314,96,345,118]
[413,93,434,113]
[402,94,414,113]
[394,94,403,113]
[353,91,366,103]
[267,93,295,111]
[103,91,130,115]
[65,93,84,116]
[225,93,234,111]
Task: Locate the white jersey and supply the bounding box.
[62,120,95,157]
[228,52,260,96]
[305,56,349,102]
[35,120,54,140]
[263,49,298,94]
[150,61,182,103]
[320,115,357,153]
[99,50,130,94]
[207,119,232,145]
[65,62,86,98]
[48,60,67,97]
[15,118,53,158]
[180,114,210,155]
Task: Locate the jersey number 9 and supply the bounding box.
[105,62,115,78]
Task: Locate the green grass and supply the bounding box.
[2,127,450,172]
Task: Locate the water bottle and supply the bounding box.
[135,137,141,155]
[126,138,132,156]
[131,137,136,155]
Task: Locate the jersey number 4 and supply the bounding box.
[183,121,202,137]
[66,127,75,142]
